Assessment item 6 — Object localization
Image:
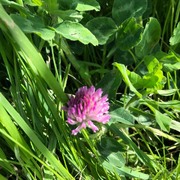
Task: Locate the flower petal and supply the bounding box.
[65,86,110,135]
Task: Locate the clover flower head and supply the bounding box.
[64,86,110,135]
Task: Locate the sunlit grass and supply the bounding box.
[0,0,180,179]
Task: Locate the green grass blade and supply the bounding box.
[109,124,157,170]
[113,62,142,98]
[0,4,68,104]
[0,148,15,174]
[0,93,74,180]
[0,174,7,180]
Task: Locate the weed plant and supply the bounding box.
[0,0,180,179]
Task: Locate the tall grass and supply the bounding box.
[0,0,180,179]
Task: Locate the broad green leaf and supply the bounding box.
[96,69,122,99]
[170,22,180,46]
[58,0,77,9]
[109,124,156,169]
[143,74,161,89]
[144,55,161,72]
[58,0,100,11]
[157,100,180,110]
[109,107,134,125]
[155,110,172,132]
[163,62,180,72]
[113,49,135,66]
[113,62,142,98]
[102,152,125,169]
[55,21,98,45]
[86,17,117,45]
[42,0,59,12]
[129,70,159,89]
[129,70,161,90]
[144,102,172,132]
[0,0,28,12]
[116,18,143,50]
[102,160,149,179]
[171,120,180,133]
[135,18,161,58]
[50,10,83,22]
[11,14,55,40]
[112,0,147,25]
[157,51,180,64]
[128,71,144,88]
[106,152,125,167]
[144,56,166,91]
[100,141,126,176]
[76,0,100,11]
[156,51,180,72]
[118,166,149,179]
[114,56,165,92]
[98,137,125,154]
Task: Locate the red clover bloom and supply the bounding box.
[64,86,110,135]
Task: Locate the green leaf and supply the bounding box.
[54,21,98,45]
[109,107,134,125]
[118,166,149,179]
[163,62,180,72]
[76,0,100,11]
[102,152,125,169]
[144,102,172,132]
[144,55,166,91]
[0,0,28,12]
[11,14,55,40]
[128,72,144,88]
[109,124,156,169]
[155,110,172,132]
[157,89,178,96]
[135,18,161,58]
[116,17,143,50]
[171,120,180,133]
[100,140,126,175]
[50,10,83,22]
[129,70,159,90]
[129,70,162,90]
[112,0,147,25]
[58,0,77,9]
[157,51,180,64]
[157,100,180,110]
[98,137,125,154]
[113,62,142,98]
[86,17,117,45]
[96,69,122,99]
[170,22,180,46]
[42,0,59,12]
[156,51,180,72]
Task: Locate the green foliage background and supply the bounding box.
[0,0,180,179]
